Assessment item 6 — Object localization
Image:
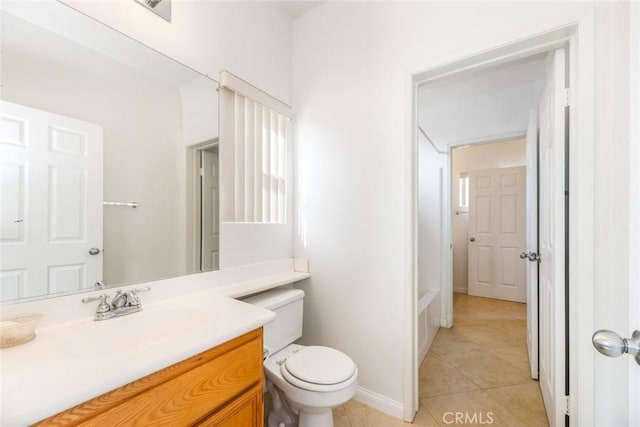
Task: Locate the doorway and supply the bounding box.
[199,146,220,271]
[414,46,568,426]
[185,140,220,274]
[451,141,527,303]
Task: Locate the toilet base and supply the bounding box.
[298,409,334,427]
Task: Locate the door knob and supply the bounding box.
[469,237,475,242]
[592,329,640,366]
[519,251,540,262]
[89,247,101,255]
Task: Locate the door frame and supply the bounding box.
[185,139,219,274]
[630,2,640,424]
[405,9,597,425]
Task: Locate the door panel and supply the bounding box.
[468,166,526,303]
[201,148,219,271]
[48,167,86,241]
[0,161,25,243]
[538,48,566,427]
[0,100,102,300]
[48,264,86,293]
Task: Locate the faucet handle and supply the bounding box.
[125,290,140,307]
[81,294,111,314]
[124,287,150,306]
[81,294,108,304]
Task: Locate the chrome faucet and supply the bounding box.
[82,287,150,321]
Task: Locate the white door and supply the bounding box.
[590,3,640,424]
[0,101,103,300]
[468,166,526,303]
[200,148,219,271]
[525,110,539,380]
[537,49,566,427]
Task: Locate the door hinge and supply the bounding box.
[563,88,570,108]
[199,167,204,176]
[564,395,571,416]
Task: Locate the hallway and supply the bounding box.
[334,294,549,426]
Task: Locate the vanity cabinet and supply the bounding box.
[35,329,264,427]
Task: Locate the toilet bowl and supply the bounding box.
[242,288,358,427]
[265,344,358,427]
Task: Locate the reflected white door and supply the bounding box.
[525,110,539,380]
[0,101,103,300]
[538,49,565,427]
[468,166,526,303]
[200,148,219,270]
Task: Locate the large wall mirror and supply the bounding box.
[0,2,220,303]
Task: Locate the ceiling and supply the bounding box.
[418,54,548,150]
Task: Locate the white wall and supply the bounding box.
[292,1,596,417]
[180,76,219,147]
[55,0,294,268]
[450,139,526,294]
[417,133,445,364]
[418,133,445,299]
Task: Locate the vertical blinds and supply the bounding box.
[219,70,291,223]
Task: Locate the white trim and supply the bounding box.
[402,71,419,422]
[568,8,595,427]
[629,2,640,425]
[441,149,453,328]
[354,386,404,420]
[219,70,292,118]
[447,130,527,148]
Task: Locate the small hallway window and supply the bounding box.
[458,172,469,213]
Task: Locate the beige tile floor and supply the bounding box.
[332,293,549,426]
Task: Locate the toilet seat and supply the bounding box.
[280,346,356,392]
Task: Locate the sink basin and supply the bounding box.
[58,308,208,358]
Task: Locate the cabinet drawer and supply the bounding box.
[36,329,263,427]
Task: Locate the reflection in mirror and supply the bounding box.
[0,4,219,303]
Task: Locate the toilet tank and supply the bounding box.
[242,287,304,357]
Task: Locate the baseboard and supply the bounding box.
[453,286,467,294]
[354,386,404,420]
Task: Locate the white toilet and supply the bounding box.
[243,287,358,427]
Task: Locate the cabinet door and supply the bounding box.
[197,384,263,427]
[36,330,263,427]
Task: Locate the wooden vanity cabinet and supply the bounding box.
[35,329,264,427]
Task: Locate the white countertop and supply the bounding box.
[0,259,310,426]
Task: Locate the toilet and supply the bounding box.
[242,287,358,427]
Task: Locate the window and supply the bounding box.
[458,172,469,213]
[219,71,291,223]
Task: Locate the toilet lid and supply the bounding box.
[283,346,356,385]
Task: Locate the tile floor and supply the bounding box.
[332,293,549,426]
